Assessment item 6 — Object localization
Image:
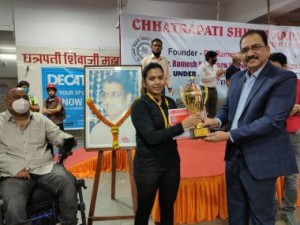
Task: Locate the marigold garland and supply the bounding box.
[86,98,131,149]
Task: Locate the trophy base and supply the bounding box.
[191,127,209,139]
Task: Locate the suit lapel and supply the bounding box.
[231,73,245,115]
[243,63,271,111]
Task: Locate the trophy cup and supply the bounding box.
[180,77,209,138]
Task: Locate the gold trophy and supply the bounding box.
[180,77,209,138]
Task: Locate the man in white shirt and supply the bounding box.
[198,50,224,117]
[141,38,173,96]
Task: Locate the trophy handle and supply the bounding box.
[199,85,208,111]
[180,85,187,106]
[203,85,208,105]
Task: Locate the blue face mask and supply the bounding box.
[23,87,29,93]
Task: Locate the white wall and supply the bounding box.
[224,0,299,23]
[10,0,300,50]
[12,0,226,51]
[0,0,15,78]
[0,0,297,137]
[5,0,300,50]
[0,0,299,81]
[0,0,13,31]
[123,0,220,20]
[0,59,17,78]
[13,0,120,51]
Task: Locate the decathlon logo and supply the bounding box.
[131,37,152,63]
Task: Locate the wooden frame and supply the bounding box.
[84,65,141,150]
[87,149,137,225]
[84,65,141,224]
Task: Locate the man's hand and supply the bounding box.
[202,117,220,129]
[43,108,55,115]
[168,87,174,96]
[216,69,225,77]
[289,104,300,116]
[47,110,55,115]
[15,168,30,179]
[203,131,229,143]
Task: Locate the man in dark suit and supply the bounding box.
[225,53,242,87]
[202,29,298,225]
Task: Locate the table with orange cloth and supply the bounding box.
[151,140,300,224]
[152,139,228,224]
[66,140,300,224]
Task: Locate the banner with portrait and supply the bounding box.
[84,65,142,149]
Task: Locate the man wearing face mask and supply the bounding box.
[141,38,173,96]
[198,50,225,117]
[0,88,78,225]
[16,80,40,112]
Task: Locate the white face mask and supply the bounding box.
[12,98,30,114]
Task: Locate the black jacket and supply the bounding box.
[131,95,184,172]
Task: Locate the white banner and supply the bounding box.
[120,14,300,102]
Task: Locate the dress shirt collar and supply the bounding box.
[150,53,162,60]
[246,62,267,79]
[204,61,212,67]
[4,110,34,122]
[203,61,218,69]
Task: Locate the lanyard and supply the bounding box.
[147,93,169,128]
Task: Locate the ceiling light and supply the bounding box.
[0,46,16,51]
[0,53,17,60]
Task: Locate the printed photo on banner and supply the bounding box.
[41,67,85,130]
[85,65,142,149]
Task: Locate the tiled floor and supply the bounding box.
[79,172,300,225]
[80,172,150,225]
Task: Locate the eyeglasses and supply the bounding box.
[240,44,267,54]
[101,91,124,100]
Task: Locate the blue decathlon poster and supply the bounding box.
[41,67,84,130]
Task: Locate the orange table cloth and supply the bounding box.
[67,149,132,178]
[66,141,300,224]
[152,139,227,224]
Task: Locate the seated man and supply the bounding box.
[0,88,77,225]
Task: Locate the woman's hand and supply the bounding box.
[181,113,202,129]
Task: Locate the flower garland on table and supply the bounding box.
[86,98,131,150]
